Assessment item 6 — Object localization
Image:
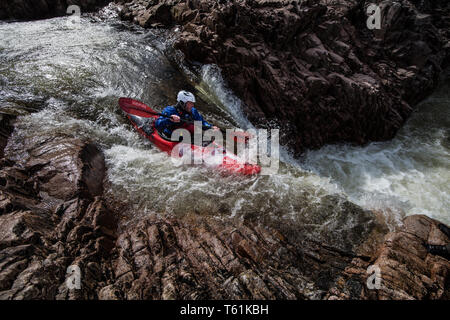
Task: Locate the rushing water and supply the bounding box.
[0,11,448,229]
[303,84,450,223]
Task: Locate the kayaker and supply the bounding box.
[155,90,219,139]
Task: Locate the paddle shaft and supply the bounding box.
[123,101,249,139]
[139,109,213,130]
[151,112,248,141]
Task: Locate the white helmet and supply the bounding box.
[177,90,196,104]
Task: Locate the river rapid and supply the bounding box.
[0,10,448,231]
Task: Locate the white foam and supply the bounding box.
[200,64,253,129]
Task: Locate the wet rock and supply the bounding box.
[104,212,449,300]
[118,0,450,154]
[0,134,116,299]
[111,215,323,299]
[326,215,450,300]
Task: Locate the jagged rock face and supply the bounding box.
[0,0,111,21]
[119,0,450,153]
[0,134,115,299]
[327,215,450,300]
[0,131,448,299]
[106,212,380,300]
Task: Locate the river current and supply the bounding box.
[0,11,448,227]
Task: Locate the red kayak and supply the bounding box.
[118,98,261,175]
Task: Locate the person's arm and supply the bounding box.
[155,106,176,129]
[190,107,212,129]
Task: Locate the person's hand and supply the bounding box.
[170,115,180,123]
[212,126,220,131]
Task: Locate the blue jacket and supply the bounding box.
[155,105,212,137]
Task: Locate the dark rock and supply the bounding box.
[0,134,116,299]
[118,0,450,154]
[0,114,15,159]
[105,212,449,300]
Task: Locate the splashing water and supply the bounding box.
[0,14,448,229]
[302,83,450,223]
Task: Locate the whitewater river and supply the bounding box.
[0,10,448,228]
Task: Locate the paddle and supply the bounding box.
[118,97,253,142]
[119,97,212,129]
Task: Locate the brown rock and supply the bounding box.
[0,133,116,300]
[326,215,450,300]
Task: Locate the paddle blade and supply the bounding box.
[118,97,157,118]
